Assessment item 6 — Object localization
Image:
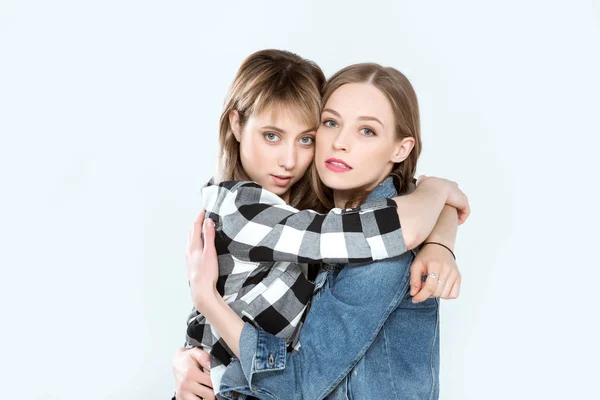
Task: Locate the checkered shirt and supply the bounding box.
[184,180,407,393]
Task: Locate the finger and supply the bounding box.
[182,367,213,392]
[192,370,213,388]
[449,275,461,299]
[432,267,451,298]
[181,381,214,399]
[409,259,425,296]
[189,221,202,251]
[190,210,207,247]
[440,270,458,299]
[178,392,199,400]
[189,382,214,399]
[412,272,439,303]
[202,217,217,259]
[189,347,211,372]
[458,201,471,225]
[185,366,209,383]
[201,385,216,400]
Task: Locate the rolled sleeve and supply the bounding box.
[218,323,286,400]
[239,323,287,384]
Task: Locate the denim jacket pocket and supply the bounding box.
[399,293,439,309]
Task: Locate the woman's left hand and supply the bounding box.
[409,243,461,303]
[186,209,219,312]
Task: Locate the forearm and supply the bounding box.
[201,290,245,359]
[425,205,458,250]
[393,183,448,250]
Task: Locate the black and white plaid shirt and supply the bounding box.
[184,180,407,392]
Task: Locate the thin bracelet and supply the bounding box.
[422,241,456,260]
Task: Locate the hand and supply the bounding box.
[416,175,470,224]
[172,347,214,400]
[186,210,219,312]
[409,242,461,303]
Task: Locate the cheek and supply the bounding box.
[239,136,267,174]
[297,147,315,170]
[241,135,270,160]
[315,137,329,163]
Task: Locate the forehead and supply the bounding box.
[249,104,316,131]
[325,83,393,122]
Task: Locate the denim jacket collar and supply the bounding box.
[365,176,397,202]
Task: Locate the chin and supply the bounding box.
[263,182,288,196]
[318,173,355,191]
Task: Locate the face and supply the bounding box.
[315,83,414,202]
[230,106,316,202]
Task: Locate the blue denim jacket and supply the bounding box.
[218,177,440,400]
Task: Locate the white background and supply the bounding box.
[1,1,599,399]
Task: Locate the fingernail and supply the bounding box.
[205,219,214,228]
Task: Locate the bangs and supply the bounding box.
[249,82,322,130]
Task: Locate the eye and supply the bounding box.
[323,119,338,128]
[360,127,376,136]
[264,133,280,142]
[299,136,315,145]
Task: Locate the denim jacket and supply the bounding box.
[217,177,440,400]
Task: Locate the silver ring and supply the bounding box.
[429,272,437,279]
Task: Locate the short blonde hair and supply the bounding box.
[216,49,326,209]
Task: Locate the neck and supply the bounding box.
[333,190,350,209]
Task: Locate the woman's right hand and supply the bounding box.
[172,347,214,400]
[416,176,470,224]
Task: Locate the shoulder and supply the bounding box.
[201,180,288,214]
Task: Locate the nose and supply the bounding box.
[278,142,297,171]
[332,128,350,152]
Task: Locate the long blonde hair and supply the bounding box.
[216,49,326,210]
[311,63,422,209]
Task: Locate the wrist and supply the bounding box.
[425,207,457,249]
[422,241,456,259]
[423,233,455,251]
[193,286,220,313]
[419,177,449,197]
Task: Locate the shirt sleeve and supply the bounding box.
[202,180,406,264]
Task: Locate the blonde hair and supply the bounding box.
[311,63,422,209]
[216,49,326,209]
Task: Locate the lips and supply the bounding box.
[271,174,293,186]
[325,158,352,172]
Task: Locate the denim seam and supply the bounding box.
[317,272,411,399]
[428,298,440,400]
[221,386,278,400]
[382,327,400,399]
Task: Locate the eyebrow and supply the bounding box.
[357,116,384,127]
[322,108,341,118]
[261,125,316,135]
[322,108,384,128]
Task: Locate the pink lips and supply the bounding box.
[325,158,352,173]
[271,174,292,186]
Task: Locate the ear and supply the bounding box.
[390,137,415,163]
[229,110,242,142]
